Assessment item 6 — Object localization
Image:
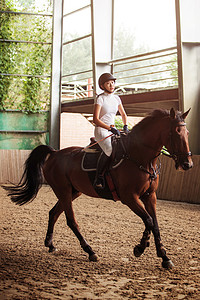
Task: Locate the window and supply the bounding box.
[0,0,53,112]
[112,0,177,93]
[62,0,93,102]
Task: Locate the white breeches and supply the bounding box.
[94,127,112,156]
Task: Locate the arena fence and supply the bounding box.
[0,150,199,204]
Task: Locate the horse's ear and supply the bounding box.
[181,108,191,120]
[170,108,176,119]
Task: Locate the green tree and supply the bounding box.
[114,26,145,59]
[62,35,92,77]
[0,0,52,112]
[19,15,51,111]
[0,1,15,109]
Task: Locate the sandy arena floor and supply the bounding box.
[0,185,200,299]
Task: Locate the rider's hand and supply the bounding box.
[123,125,129,134]
[110,126,120,136]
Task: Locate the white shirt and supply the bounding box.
[95,92,122,126]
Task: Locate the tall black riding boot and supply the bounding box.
[94,152,110,189]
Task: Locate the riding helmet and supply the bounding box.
[98,73,116,89]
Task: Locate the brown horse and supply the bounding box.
[4,108,193,269]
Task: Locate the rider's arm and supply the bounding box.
[118,104,128,126]
[93,104,111,130]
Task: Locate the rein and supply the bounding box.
[119,134,161,183]
[124,121,192,167]
[83,133,113,151]
[118,120,192,186]
[121,137,161,197]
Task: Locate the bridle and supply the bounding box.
[164,122,192,162]
[119,119,192,182]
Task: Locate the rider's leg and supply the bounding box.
[94,152,110,189]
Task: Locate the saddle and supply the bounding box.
[81,133,128,202]
[81,133,127,171]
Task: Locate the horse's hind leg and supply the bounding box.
[64,196,99,262]
[52,186,98,262]
[45,200,63,252]
[44,191,82,253]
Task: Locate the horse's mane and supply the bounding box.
[131,109,184,133]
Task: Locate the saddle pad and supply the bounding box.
[81,151,124,172]
[81,152,100,171]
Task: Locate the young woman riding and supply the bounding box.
[93,73,128,189]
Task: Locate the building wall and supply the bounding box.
[60,112,143,149]
[60,113,94,149]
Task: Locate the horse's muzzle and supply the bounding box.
[176,159,193,171]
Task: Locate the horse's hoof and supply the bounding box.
[89,253,99,262]
[162,259,174,269]
[134,245,144,257]
[49,246,57,253]
[45,234,53,248]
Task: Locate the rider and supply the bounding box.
[93,72,128,189]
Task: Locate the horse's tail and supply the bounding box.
[3,145,54,206]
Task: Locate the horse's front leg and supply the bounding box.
[152,216,174,269]
[122,194,154,256]
[142,192,174,269]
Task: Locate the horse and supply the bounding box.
[3,108,193,269]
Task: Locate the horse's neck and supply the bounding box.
[128,118,169,162]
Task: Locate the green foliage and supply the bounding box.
[115,117,124,130]
[113,26,178,89]
[0,0,52,112]
[168,55,178,85]
[115,116,131,130]
[18,15,51,112]
[114,26,146,60]
[0,3,15,109]
[16,0,35,8]
[62,34,92,77]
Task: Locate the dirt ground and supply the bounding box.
[0,185,199,300]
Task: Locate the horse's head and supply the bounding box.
[165,108,193,171]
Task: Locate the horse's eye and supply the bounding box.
[176,127,181,134]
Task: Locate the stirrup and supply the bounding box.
[94,176,105,189]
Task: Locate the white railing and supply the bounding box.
[61,47,178,102]
[111,47,178,95]
[61,69,93,102]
